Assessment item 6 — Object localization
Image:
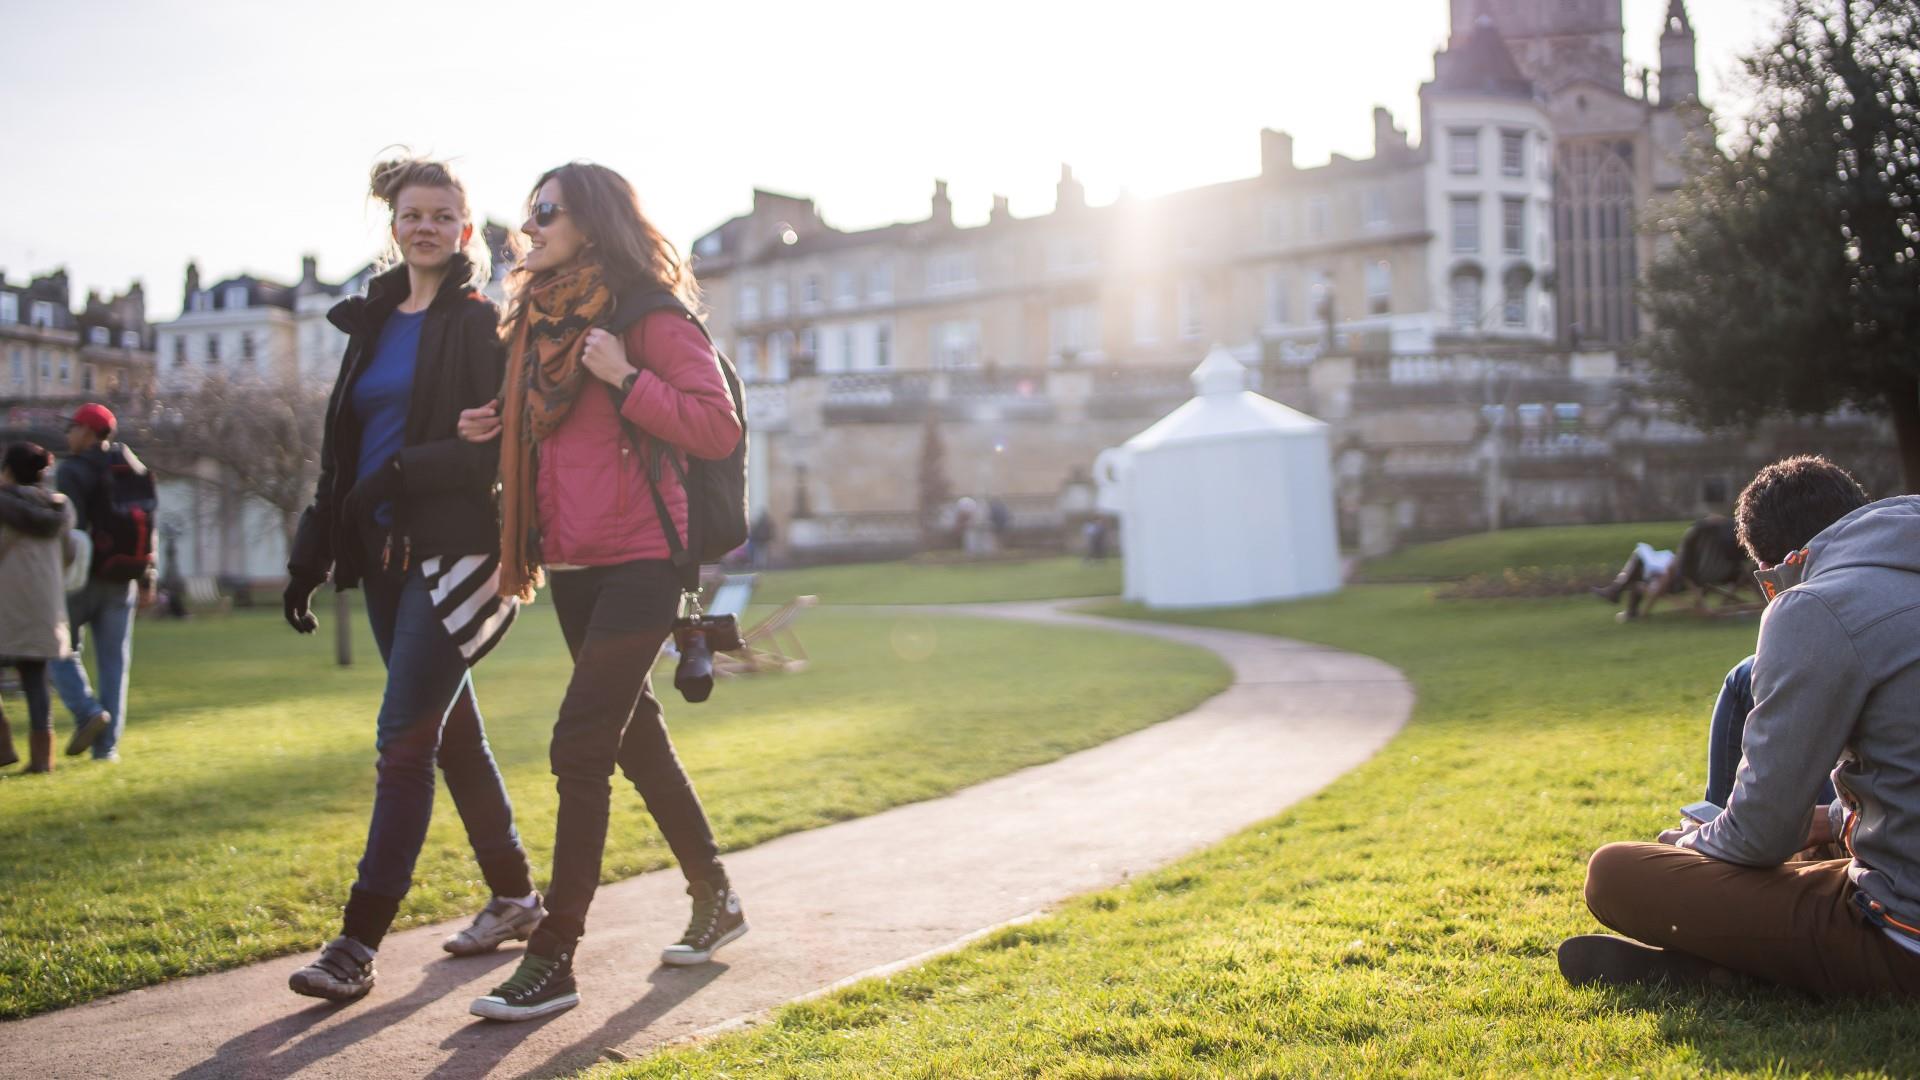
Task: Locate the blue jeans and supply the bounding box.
[50,580,137,758]
[1706,655,1838,807]
[344,568,533,942]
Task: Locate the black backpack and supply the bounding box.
[604,290,749,587]
[86,447,159,583]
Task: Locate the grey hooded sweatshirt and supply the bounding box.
[1680,496,1920,936]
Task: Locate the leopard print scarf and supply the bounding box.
[498,261,612,600]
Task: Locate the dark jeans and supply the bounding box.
[343,566,533,946]
[3,660,51,733]
[539,559,725,946]
[1706,655,1837,808]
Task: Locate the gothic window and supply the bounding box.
[1554,139,1639,345]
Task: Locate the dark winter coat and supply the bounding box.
[288,255,506,589]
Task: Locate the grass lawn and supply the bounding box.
[0,601,1226,1019]
[1357,520,1694,583]
[754,554,1122,606]
[606,586,1920,1078]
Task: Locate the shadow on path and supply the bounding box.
[172,950,518,1080]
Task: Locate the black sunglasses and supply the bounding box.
[532,202,567,227]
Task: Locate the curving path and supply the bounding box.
[5,601,1411,1080]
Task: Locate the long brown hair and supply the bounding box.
[504,161,700,323]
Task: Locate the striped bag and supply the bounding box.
[420,553,520,666]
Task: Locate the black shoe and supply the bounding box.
[660,880,748,966]
[288,936,376,1002]
[1557,934,1728,989]
[470,945,579,1021]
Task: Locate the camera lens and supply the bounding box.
[675,629,715,703]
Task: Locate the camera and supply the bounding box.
[672,611,741,703]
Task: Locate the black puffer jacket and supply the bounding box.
[288,256,505,590]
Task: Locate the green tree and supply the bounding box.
[917,408,952,545]
[1643,0,1920,490]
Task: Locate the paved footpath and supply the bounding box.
[6,601,1411,1080]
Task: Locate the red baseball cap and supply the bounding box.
[68,402,116,436]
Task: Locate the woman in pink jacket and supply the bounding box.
[458,163,745,1022]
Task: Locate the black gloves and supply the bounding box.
[283,573,324,634]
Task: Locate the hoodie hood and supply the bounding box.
[1806,496,1920,581]
[1753,496,1920,602]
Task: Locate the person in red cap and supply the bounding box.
[51,399,158,762]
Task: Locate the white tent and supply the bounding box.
[1095,346,1341,609]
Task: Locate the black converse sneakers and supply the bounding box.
[470,945,580,1021]
[288,936,377,1002]
[660,880,748,966]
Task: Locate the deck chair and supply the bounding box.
[703,573,819,676]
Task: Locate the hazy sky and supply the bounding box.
[0,0,1777,321]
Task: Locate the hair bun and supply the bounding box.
[370,158,413,206]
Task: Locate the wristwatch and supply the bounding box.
[619,371,640,398]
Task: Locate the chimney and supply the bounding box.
[184,261,201,309]
[990,194,1011,225]
[1372,107,1408,155]
[1261,129,1295,174]
[931,179,953,226]
[1056,164,1085,212]
[301,254,319,285]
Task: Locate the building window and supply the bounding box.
[768,281,788,318]
[9,346,24,383]
[874,324,892,368]
[1177,280,1203,341]
[30,300,55,328]
[172,337,187,367]
[925,251,975,292]
[802,275,822,311]
[799,327,818,360]
[120,330,140,349]
[1265,270,1290,327]
[1263,201,1290,245]
[88,326,109,345]
[207,334,221,362]
[58,356,71,383]
[1365,260,1392,315]
[932,320,981,368]
[1048,304,1101,360]
[241,332,256,362]
[0,293,15,323]
[1503,267,1531,327]
[1309,269,1335,324]
[1501,130,1526,177]
[1306,196,1331,240]
[1451,196,1481,254]
[833,270,857,307]
[737,337,760,380]
[739,285,761,322]
[867,263,893,301]
[189,291,210,313]
[1449,129,1480,174]
[38,349,51,379]
[1362,188,1390,231]
[83,364,96,391]
[1451,273,1483,332]
[224,285,248,310]
[766,331,792,381]
[1503,197,1526,255]
[1133,290,1160,345]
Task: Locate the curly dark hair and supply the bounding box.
[1734,455,1871,566]
[2,441,53,486]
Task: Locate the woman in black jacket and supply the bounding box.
[281,156,540,1002]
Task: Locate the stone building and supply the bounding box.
[688,0,1753,561]
[0,268,156,436]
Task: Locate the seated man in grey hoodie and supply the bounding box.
[1562,455,1920,995]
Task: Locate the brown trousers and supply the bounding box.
[1584,842,1920,996]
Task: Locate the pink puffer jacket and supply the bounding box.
[535,310,741,567]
